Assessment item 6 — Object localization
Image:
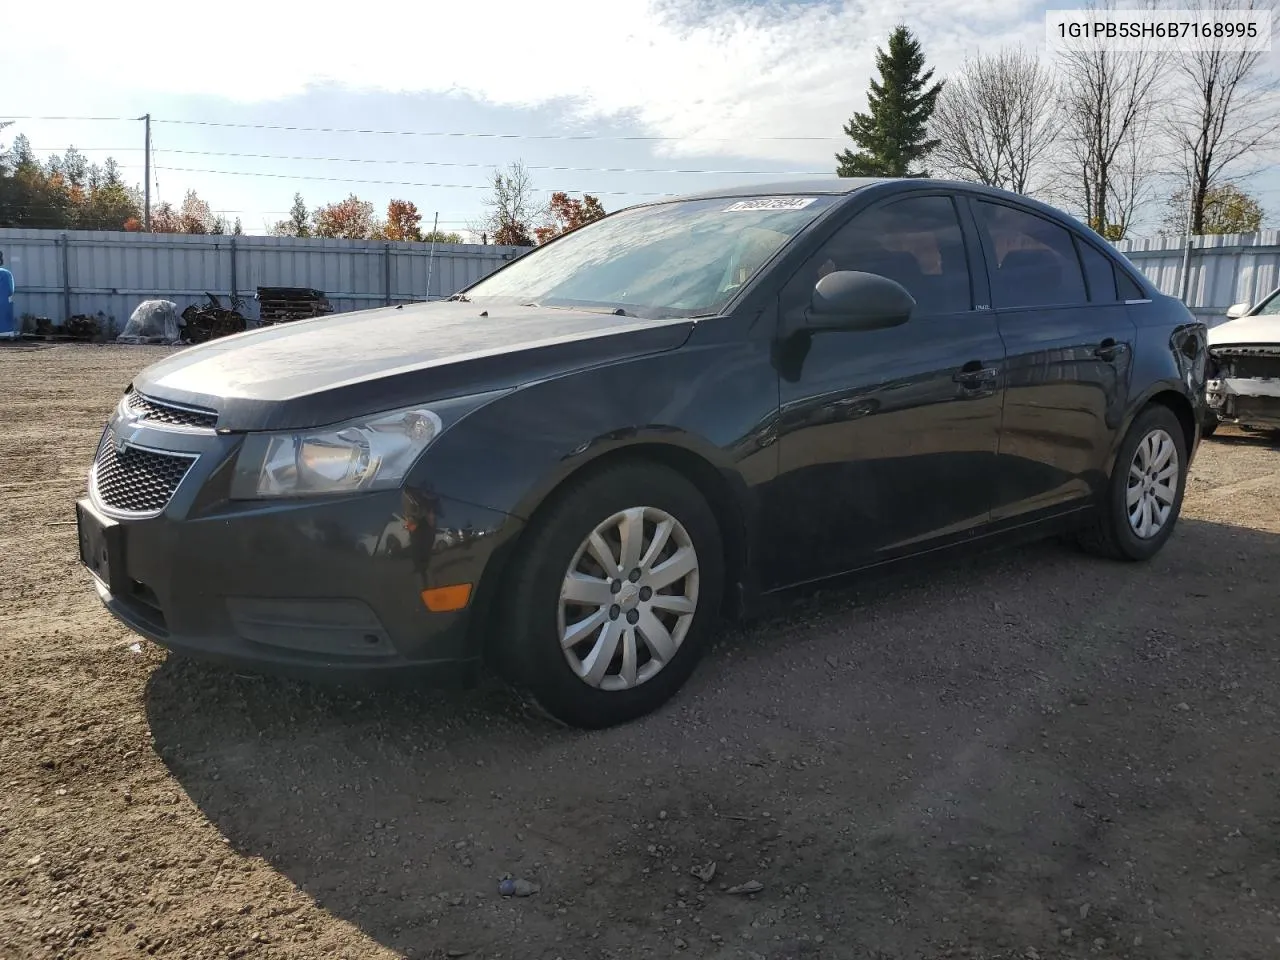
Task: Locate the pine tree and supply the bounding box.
[836,25,943,178]
[287,193,310,237]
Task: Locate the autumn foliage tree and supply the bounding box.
[312,194,379,239]
[382,199,423,241]
[0,135,143,230]
[1161,182,1264,235]
[178,189,218,234]
[534,192,606,243]
[147,190,219,234]
[149,201,181,233]
[479,161,539,246]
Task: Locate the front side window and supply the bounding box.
[462,195,841,319]
[783,194,973,317]
[974,200,1088,309]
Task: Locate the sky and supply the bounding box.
[4,0,1280,237]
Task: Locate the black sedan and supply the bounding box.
[77,178,1209,728]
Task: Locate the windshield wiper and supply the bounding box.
[447,294,470,302]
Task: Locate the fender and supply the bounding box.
[407,329,780,581]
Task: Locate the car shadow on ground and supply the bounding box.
[1204,427,1279,448]
[145,518,1280,959]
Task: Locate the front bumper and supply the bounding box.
[1206,346,1280,431]
[77,478,522,685]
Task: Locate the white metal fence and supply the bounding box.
[1115,231,1280,323]
[2,226,1278,334]
[0,228,529,333]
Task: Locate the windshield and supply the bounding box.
[463,195,840,319]
[1254,288,1280,316]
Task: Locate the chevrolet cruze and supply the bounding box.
[77,178,1209,728]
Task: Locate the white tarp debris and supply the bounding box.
[117,300,182,344]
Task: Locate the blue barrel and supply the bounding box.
[0,263,14,338]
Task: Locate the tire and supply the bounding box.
[1201,416,1218,438]
[1076,405,1188,561]
[496,461,724,729]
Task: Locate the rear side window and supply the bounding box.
[973,200,1088,309]
[1076,238,1119,302]
[1116,269,1146,301]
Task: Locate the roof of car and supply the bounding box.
[670,177,890,201]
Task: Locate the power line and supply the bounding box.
[150,118,843,143]
[4,114,844,142]
[28,145,836,178]
[0,115,135,122]
[152,164,681,197]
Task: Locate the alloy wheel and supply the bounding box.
[1126,428,1179,539]
[558,506,700,691]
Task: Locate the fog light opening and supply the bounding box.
[421,583,473,612]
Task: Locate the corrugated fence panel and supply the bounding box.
[0,228,528,330]
[14,225,1278,333]
[1116,231,1280,323]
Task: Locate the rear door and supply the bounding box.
[759,191,1006,589]
[966,197,1137,524]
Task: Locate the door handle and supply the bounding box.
[953,361,1000,384]
[1095,338,1125,362]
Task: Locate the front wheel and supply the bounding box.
[1076,405,1188,561]
[496,462,724,729]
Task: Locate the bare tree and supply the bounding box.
[930,48,1060,195]
[1055,0,1165,239]
[1165,0,1280,235]
[474,161,541,246]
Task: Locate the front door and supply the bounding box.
[759,193,1006,590]
[966,198,1137,524]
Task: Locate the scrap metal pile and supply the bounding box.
[21,314,102,341]
[257,286,333,324]
[180,293,248,344]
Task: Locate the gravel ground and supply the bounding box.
[3,342,1279,960]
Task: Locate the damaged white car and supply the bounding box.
[1204,286,1280,436]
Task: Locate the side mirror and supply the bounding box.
[808,270,915,332]
[1226,301,1250,319]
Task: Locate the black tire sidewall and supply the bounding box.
[503,464,724,728]
[1107,407,1189,560]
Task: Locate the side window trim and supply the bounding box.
[778,189,979,321]
[954,193,992,311]
[970,197,1092,311]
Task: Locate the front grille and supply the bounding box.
[92,434,197,514]
[1217,356,1280,380]
[124,391,218,429]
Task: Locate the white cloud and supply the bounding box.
[9,0,1047,162]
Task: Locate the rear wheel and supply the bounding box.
[1076,405,1188,561]
[497,462,724,728]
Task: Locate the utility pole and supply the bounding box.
[1178,188,1195,303]
[425,211,439,300]
[142,113,152,232]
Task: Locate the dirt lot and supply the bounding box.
[3,342,1280,960]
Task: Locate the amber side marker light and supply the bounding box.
[421,584,473,612]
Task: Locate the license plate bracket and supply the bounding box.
[77,499,125,594]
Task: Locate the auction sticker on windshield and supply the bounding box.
[724,197,818,212]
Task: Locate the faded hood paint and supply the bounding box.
[1207,312,1280,349]
[132,300,695,431]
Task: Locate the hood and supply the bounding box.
[1208,312,1280,349]
[133,300,695,431]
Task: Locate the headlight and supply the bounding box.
[229,393,502,500]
